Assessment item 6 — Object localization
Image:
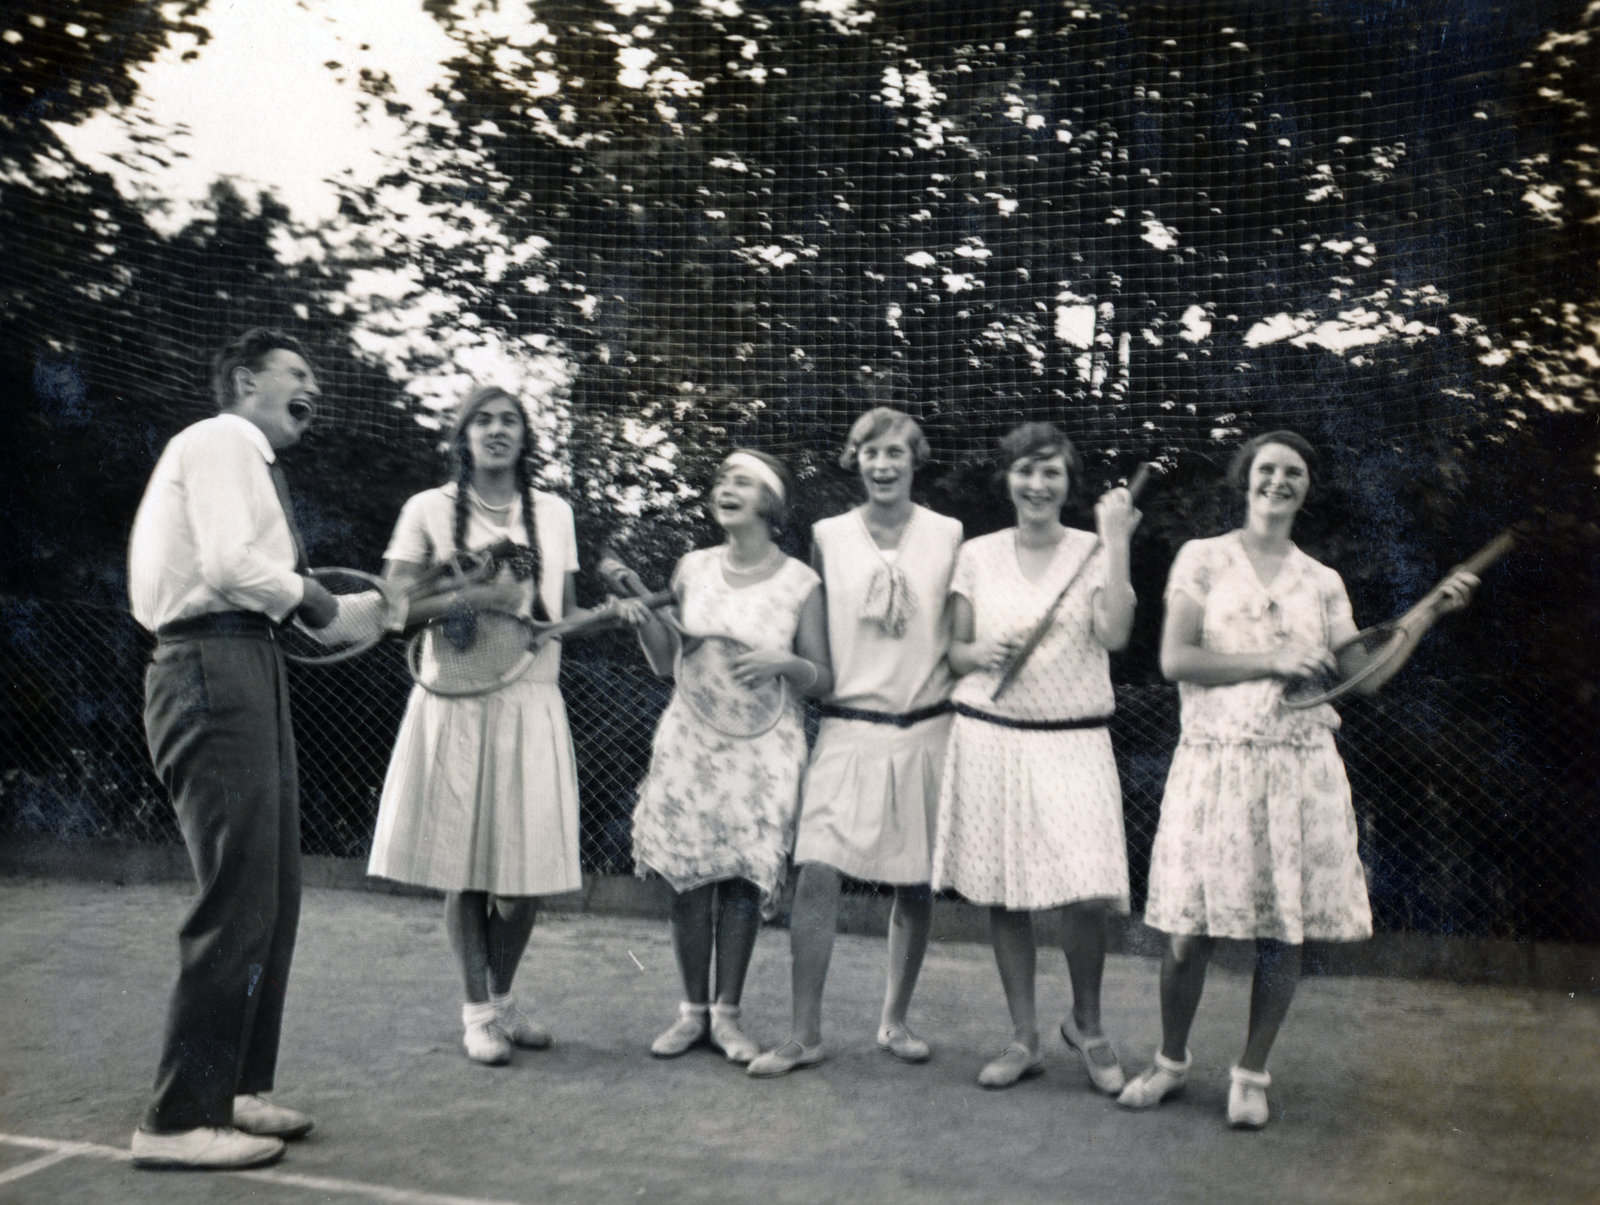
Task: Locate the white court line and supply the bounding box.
[0,1148,85,1185]
[0,1134,530,1205]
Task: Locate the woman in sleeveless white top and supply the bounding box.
[750,408,962,1078]
[369,387,623,1067]
[934,423,1139,1094]
[617,450,830,1068]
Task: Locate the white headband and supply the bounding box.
[722,451,786,504]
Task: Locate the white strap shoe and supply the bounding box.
[651,1002,709,1057]
[709,1003,760,1064]
[1228,1065,1272,1129]
[463,1001,512,1065]
[1117,1049,1191,1109]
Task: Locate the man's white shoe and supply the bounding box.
[131,1125,285,1170]
[232,1094,314,1139]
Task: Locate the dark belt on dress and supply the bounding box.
[951,702,1112,731]
[816,701,952,729]
[156,611,279,643]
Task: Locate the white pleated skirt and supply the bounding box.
[368,665,582,897]
[792,713,952,885]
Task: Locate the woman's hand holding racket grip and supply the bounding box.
[1272,641,1338,682]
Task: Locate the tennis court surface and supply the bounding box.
[1,877,1594,1205]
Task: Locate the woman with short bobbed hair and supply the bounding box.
[1120,430,1478,1128]
[750,407,963,1077]
[618,449,831,1067]
[932,422,1139,1093]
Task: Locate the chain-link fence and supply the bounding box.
[2,598,1595,943]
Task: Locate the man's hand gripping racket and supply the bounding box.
[597,549,789,738]
[1281,530,1512,710]
[279,539,519,665]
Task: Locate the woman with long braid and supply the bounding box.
[369,385,618,1065]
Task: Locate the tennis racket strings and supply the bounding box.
[598,548,789,739]
[281,569,398,663]
[408,610,539,697]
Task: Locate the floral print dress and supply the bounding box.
[631,548,820,912]
[1143,531,1373,943]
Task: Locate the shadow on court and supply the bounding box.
[0,877,1595,1205]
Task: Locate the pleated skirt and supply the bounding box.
[792,713,951,885]
[368,673,582,897]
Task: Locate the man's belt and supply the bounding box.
[156,611,278,642]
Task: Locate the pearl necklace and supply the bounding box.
[721,544,781,578]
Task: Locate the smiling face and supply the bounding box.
[229,349,320,450]
[856,428,916,508]
[1007,451,1071,524]
[711,463,776,534]
[1246,442,1310,521]
[464,395,526,475]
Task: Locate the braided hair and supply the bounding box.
[448,386,548,621]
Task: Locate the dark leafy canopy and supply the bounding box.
[405,0,1596,679]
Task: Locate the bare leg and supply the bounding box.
[669,884,716,1005]
[881,884,933,1030]
[1060,899,1110,1036]
[788,863,842,1046]
[712,880,762,1006]
[1239,940,1301,1073]
[444,891,491,1004]
[485,896,540,997]
[1159,933,1215,1063]
[989,908,1040,1051]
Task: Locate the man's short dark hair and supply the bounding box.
[211,328,313,409]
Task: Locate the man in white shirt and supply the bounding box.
[127,329,337,1171]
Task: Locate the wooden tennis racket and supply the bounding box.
[597,548,789,738]
[1282,529,1513,710]
[280,540,516,665]
[991,464,1154,700]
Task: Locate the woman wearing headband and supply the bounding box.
[931,423,1138,1093]
[617,449,831,1066]
[749,408,962,1078]
[369,385,616,1066]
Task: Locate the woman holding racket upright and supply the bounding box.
[930,423,1139,1093]
[748,408,963,1078]
[369,385,602,1066]
[617,450,831,1066]
[1120,431,1478,1127]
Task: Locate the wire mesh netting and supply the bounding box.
[4,599,1593,943]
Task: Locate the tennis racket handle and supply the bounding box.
[1455,529,1515,578]
[1126,462,1154,501]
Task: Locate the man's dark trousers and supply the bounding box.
[142,628,301,1132]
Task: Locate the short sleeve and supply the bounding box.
[541,493,579,575]
[1164,539,1211,608]
[949,539,979,602]
[384,493,437,567]
[1321,567,1355,635]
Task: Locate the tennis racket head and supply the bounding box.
[407,610,538,696]
[675,635,788,738]
[281,568,397,664]
[1281,624,1406,710]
